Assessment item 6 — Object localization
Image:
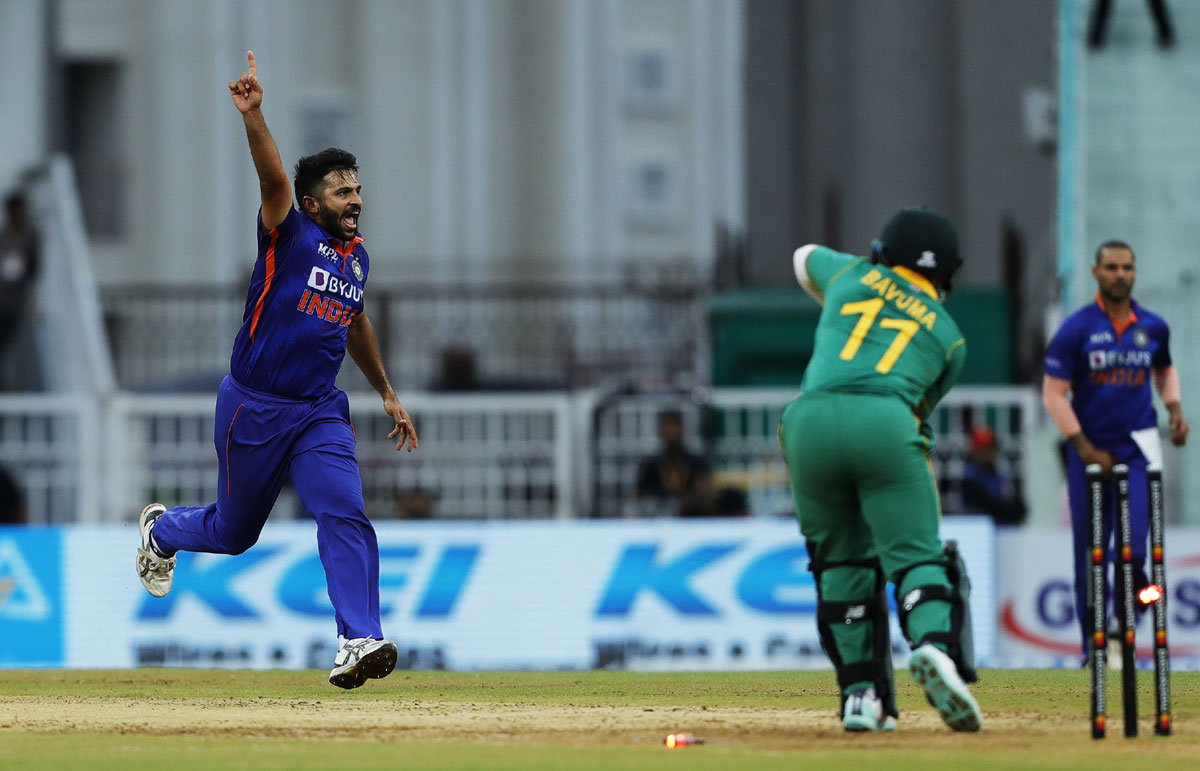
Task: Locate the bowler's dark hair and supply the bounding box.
[1094,239,1135,265]
[293,148,358,203]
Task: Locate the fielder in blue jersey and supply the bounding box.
[135,51,419,689]
[1042,240,1188,658]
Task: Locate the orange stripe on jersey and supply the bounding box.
[1094,290,1139,339]
[248,228,280,341]
[337,236,364,272]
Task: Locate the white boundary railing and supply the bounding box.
[0,394,101,523]
[104,392,575,522]
[1,386,1044,524]
[591,385,1044,519]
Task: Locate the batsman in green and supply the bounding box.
[781,207,982,732]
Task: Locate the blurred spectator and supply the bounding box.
[1088,0,1174,50]
[715,486,751,518]
[434,346,478,391]
[960,426,1027,525]
[635,410,715,517]
[393,488,435,520]
[0,463,27,524]
[0,193,40,387]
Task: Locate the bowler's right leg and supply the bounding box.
[135,379,292,596]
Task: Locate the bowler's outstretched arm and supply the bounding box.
[229,50,291,230]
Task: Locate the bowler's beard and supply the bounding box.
[317,203,355,241]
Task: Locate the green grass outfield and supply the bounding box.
[0,668,1197,770]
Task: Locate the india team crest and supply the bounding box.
[350,258,364,282]
[1133,329,1149,348]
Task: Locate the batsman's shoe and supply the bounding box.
[908,644,982,732]
[135,503,175,598]
[842,686,897,732]
[329,637,399,690]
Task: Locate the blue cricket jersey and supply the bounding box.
[1044,293,1172,446]
[229,207,369,399]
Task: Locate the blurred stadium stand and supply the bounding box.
[10,0,1200,528]
[102,275,709,394]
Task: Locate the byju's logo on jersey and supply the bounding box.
[307,267,363,303]
[1089,349,1152,370]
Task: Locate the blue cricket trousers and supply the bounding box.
[152,375,382,640]
[1065,439,1151,658]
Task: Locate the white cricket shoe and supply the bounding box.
[135,503,175,598]
[908,644,982,732]
[842,686,897,732]
[328,636,399,689]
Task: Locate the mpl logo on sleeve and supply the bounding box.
[316,242,339,263]
[0,529,63,666]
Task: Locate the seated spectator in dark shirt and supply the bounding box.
[0,193,40,387]
[635,410,714,517]
[960,426,1027,525]
[0,464,26,524]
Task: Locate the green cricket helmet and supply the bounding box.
[870,206,963,293]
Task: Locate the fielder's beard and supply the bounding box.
[1100,282,1131,303]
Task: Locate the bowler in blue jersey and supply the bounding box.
[1042,240,1188,658]
[135,51,419,689]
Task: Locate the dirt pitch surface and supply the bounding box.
[2,691,1072,747]
[2,669,1198,769]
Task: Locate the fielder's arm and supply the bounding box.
[1042,374,1116,472]
[1153,365,1189,446]
[347,312,418,452]
[229,51,292,230]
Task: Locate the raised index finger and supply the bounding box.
[247,50,257,76]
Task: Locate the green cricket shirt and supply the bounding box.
[795,245,967,422]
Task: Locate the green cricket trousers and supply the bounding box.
[779,390,952,691]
